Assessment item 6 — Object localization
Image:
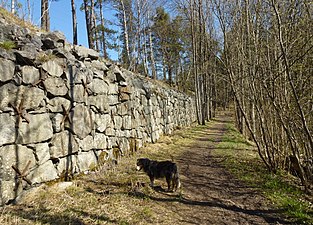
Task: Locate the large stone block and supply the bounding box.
[117,102,130,116]
[88,78,108,95]
[0,58,15,82]
[108,83,118,95]
[16,114,53,144]
[0,144,36,181]
[14,50,37,66]
[47,97,71,113]
[113,116,123,130]
[95,113,112,132]
[71,84,87,103]
[71,104,93,139]
[91,60,109,71]
[29,160,58,184]
[21,66,40,84]
[0,180,15,205]
[76,151,98,172]
[0,113,17,146]
[89,95,109,113]
[44,77,68,96]
[50,130,79,158]
[0,84,45,111]
[122,115,132,130]
[42,60,63,77]
[73,45,99,60]
[79,133,107,151]
[28,143,50,166]
[108,95,119,106]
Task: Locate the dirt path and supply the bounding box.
[146,112,290,225]
[2,112,292,225]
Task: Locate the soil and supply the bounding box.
[143,112,291,225]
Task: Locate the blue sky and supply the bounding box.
[18,0,118,60]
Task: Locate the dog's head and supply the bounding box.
[136,158,150,171]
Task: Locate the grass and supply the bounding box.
[0,7,39,32]
[0,127,192,225]
[36,52,57,62]
[0,41,16,50]
[1,112,312,224]
[214,122,313,224]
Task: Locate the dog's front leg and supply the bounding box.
[166,177,172,192]
[149,176,154,187]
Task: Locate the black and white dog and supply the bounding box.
[136,158,181,192]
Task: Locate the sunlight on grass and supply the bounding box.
[1,115,312,224]
[214,122,313,224]
[0,41,16,50]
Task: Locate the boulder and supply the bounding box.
[72,45,99,60]
[42,60,64,77]
[0,58,15,82]
[29,160,58,184]
[16,114,53,144]
[91,60,109,71]
[0,48,16,61]
[0,84,45,111]
[0,113,17,146]
[28,143,50,166]
[0,144,36,181]
[14,49,37,66]
[108,83,118,95]
[87,78,109,95]
[113,116,123,130]
[89,95,109,113]
[79,133,107,151]
[21,66,40,84]
[66,64,92,85]
[47,97,71,113]
[117,102,130,116]
[122,115,132,130]
[95,113,112,132]
[41,31,66,49]
[44,77,68,96]
[71,104,93,139]
[76,151,98,172]
[0,180,15,206]
[50,130,79,158]
[71,84,87,103]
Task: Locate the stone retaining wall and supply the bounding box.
[0,17,196,205]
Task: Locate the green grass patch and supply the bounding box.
[214,122,313,225]
[0,41,16,50]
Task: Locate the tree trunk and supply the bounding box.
[149,27,157,79]
[99,0,107,58]
[83,0,94,49]
[11,0,15,14]
[41,0,50,31]
[120,0,131,68]
[90,0,99,51]
[71,0,78,45]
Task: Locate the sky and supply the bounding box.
[17,0,118,60]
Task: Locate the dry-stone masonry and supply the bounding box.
[0,14,196,205]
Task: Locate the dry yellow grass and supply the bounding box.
[0,125,196,225]
[0,7,39,32]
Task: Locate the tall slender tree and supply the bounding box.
[41,0,50,31]
[71,0,78,45]
[83,0,95,49]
